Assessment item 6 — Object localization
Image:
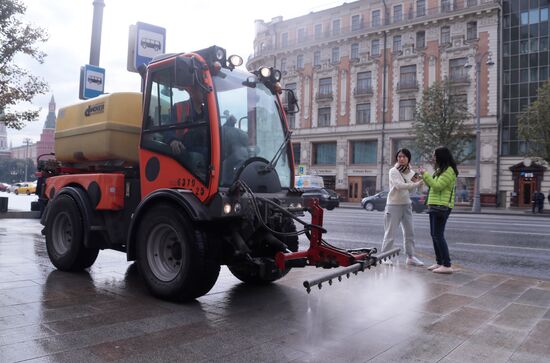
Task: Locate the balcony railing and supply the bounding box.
[249,0,499,59]
[448,74,471,85]
[315,92,334,101]
[397,80,419,92]
[353,86,373,96]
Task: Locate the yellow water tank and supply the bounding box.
[55,92,142,165]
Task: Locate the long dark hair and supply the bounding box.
[395,148,411,164]
[434,146,459,176]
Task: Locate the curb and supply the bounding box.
[338,204,550,217]
[0,211,41,219]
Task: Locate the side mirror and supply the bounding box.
[284,89,299,115]
[174,56,195,88]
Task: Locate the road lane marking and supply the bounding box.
[456,242,550,251]
[487,230,550,236]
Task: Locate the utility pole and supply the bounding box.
[23,138,32,181]
[89,0,105,66]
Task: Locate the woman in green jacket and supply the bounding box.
[419,147,458,274]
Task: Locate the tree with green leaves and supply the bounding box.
[412,80,474,164]
[0,0,49,129]
[518,81,550,164]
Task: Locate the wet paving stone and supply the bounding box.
[1,219,550,362]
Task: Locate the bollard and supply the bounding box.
[0,197,8,213]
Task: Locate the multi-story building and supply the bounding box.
[248,0,500,204]
[500,0,550,208]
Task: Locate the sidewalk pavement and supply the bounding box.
[0,219,549,362]
[339,202,550,217]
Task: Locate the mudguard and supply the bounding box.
[126,189,210,261]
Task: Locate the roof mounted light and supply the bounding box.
[259,67,272,78]
[228,54,243,67]
[215,48,225,61]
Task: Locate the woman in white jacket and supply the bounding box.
[380,148,424,266]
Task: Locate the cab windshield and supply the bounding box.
[214,69,291,187]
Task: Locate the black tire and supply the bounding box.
[326,205,335,211]
[228,218,297,284]
[137,205,220,301]
[14,190,18,195]
[45,194,99,271]
[26,190,31,195]
[365,202,374,211]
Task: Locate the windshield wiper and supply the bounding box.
[261,130,292,174]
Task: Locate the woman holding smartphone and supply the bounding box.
[380,148,424,266]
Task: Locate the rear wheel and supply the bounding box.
[137,205,220,301]
[26,190,31,195]
[45,194,99,271]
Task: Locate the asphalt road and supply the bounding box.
[298,208,550,280]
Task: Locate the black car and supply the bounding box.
[361,191,426,213]
[301,188,340,210]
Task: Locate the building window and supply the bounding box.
[292,143,300,164]
[467,0,478,6]
[417,0,426,17]
[331,47,340,64]
[416,30,425,49]
[297,54,304,69]
[351,140,377,164]
[467,21,477,40]
[399,65,417,88]
[318,107,331,127]
[393,139,422,163]
[399,99,416,121]
[356,103,371,124]
[441,26,450,45]
[286,83,297,129]
[280,58,286,72]
[371,39,380,56]
[351,43,359,60]
[313,142,336,164]
[520,40,529,54]
[318,77,332,96]
[297,28,306,43]
[441,0,451,12]
[357,71,372,93]
[315,24,322,39]
[393,35,402,53]
[281,33,288,47]
[450,94,467,112]
[314,51,321,66]
[394,5,402,22]
[352,14,362,31]
[449,57,468,82]
[541,37,549,51]
[332,19,340,35]
[372,10,381,27]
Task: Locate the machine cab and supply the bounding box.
[139,46,297,202]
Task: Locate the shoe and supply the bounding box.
[381,259,393,265]
[427,264,441,271]
[406,256,424,266]
[433,266,453,274]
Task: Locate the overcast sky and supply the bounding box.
[9,0,348,147]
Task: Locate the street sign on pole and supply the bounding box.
[127,22,165,73]
[79,64,105,99]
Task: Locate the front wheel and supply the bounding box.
[45,194,99,271]
[26,190,31,195]
[365,202,374,211]
[14,190,18,195]
[137,205,220,301]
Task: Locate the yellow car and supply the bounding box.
[14,182,36,195]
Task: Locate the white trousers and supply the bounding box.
[381,204,415,257]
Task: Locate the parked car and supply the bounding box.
[302,188,340,210]
[9,182,36,195]
[0,182,9,192]
[361,191,426,213]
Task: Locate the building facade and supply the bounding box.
[248,0,501,204]
[500,0,550,208]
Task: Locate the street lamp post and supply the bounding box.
[23,138,32,182]
[464,52,494,213]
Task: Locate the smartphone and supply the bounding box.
[413,172,420,178]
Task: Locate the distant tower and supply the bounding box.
[36,95,57,160]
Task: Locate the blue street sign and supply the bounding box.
[134,22,166,71]
[79,64,105,99]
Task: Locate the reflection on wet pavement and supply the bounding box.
[0,219,549,362]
